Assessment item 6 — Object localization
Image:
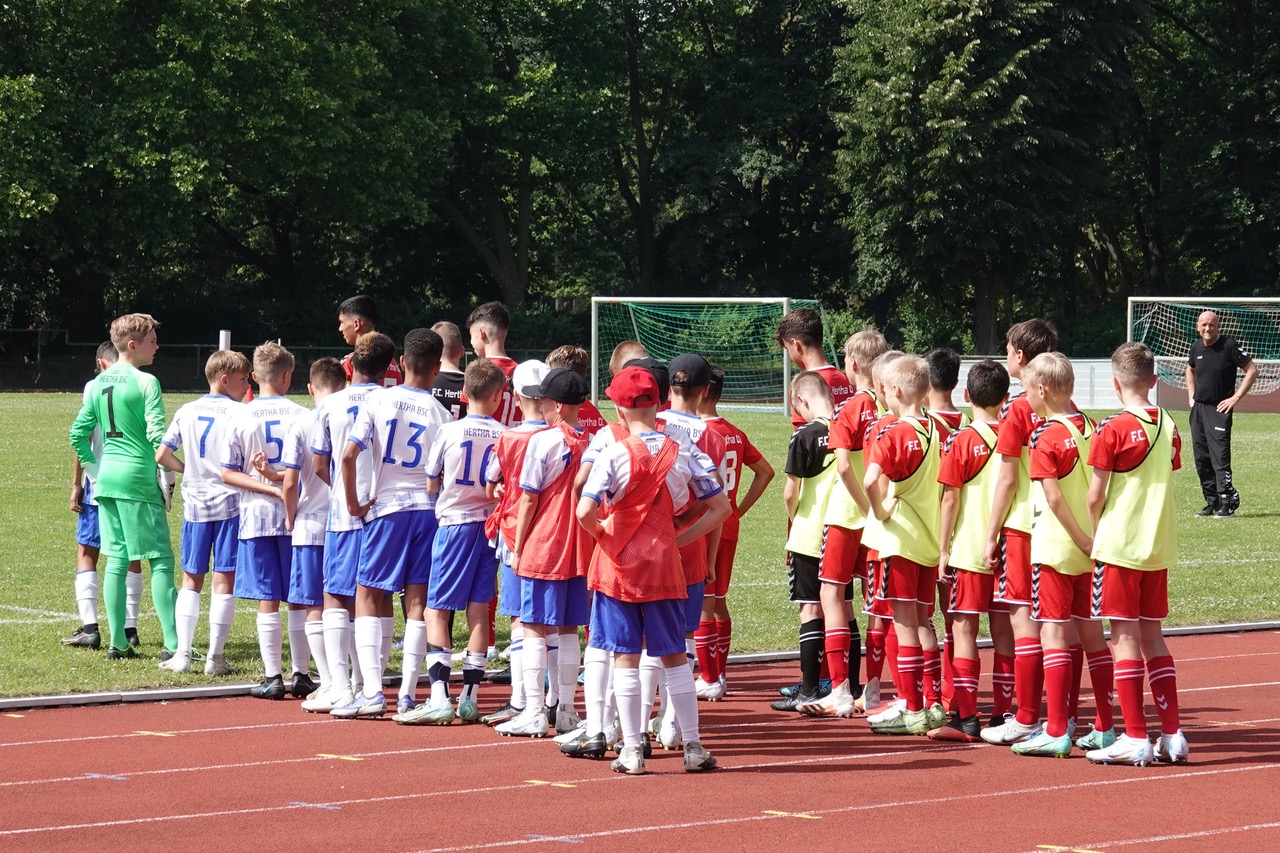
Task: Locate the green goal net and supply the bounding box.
[1128,297,1280,394]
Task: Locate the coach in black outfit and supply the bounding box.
[1185,310,1257,518]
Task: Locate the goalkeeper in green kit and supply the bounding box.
[69,314,178,659]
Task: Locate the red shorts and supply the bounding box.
[1031,565,1097,622]
[878,555,936,605]
[819,525,862,586]
[994,528,1032,606]
[862,551,893,618]
[1095,564,1168,621]
[948,569,996,615]
[710,537,736,598]
[853,544,871,581]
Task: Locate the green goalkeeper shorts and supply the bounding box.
[96,496,173,562]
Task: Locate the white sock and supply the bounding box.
[208,593,235,658]
[583,647,610,736]
[287,609,309,675]
[666,662,700,743]
[614,666,642,748]
[399,620,427,703]
[558,632,581,713]
[175,588,201,656]
[125,571,143,627]
[322,608,351,693]
[604,652,617,731]
[427,650,451,705]
[639,652,665,727]
[380,615,395,670]
[305,619,330,692]
[354,615,383,699]
[508,627,526,709]
[346,618,362,694]
[523,636,547,713]
[256,611,283,678]
[686,636,697,671]
[75,571,99,626]
[545,636,560,707]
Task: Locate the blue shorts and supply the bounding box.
[290,545,324,606]
[428,522,498,612]
[180,518,239,575]
[76,497,100,550]
[498,558,521,618]
[587,594,685,657]
[520,576,590,627]
[683,582,705,633]
[357,510,437,593]
[324,529,363,597]
[233,535,291,601]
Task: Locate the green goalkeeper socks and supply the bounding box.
[149,558,179,652]
[103,556,130,651]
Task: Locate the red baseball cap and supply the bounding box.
[606,366,659,408]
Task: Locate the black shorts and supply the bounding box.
[788,552,820,604]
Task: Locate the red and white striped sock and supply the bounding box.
[1068,643,1085,723]
[1147,654,1180,733]
[1086,648,1115,731]
[695,620,718,683]
[1115,658,1147,738]
[865,624,888,682]
[1042,648,1074,738]
[922,646,942,707]
[824,626,851,687]
[941,627,956,711]
[896,643,924,711]
[952,656,980,720]
[1013,638,1044,726]
[991,653,1015,717]
[715,617,732,676]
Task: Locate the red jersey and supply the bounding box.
[876,417,931,481]
[461,355,521,427]
[829,388,878,452]
[1029,414,1092,481]
[484,425,546,544]
[938,421,1001,488]
[578,400,608,436]
[863,412,899,469]
[927,409,966,442]
[790,364,856,429]
[342,352,404,387]
[1087,408,1182,473]
[518,424,591,581]
[995,392,1042,457]
[702,415,763,541]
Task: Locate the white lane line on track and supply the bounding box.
[1030,820,1280,851]
[0,719,328,749]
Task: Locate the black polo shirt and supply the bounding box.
[1188,337,1252,404]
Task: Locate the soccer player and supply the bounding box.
[220,342,309,699]
[279,357,349,706]
[1085,342,1186,766]
[865,355,945,736]
[430,320,468,420]
[338,295,403,387]
[776,307,854,429]
[695,364,774,696]
[547,345,607,435]
[982,319,1060,746]
[466,301,521,427]
[69,314,179,660]
[495,368,593,738]
[930,359,1009,742]
[155,349,252,674]
[574,366,730,774]
[336,329,451,720]
[308,331,395,710]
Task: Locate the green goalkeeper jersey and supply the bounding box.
[69,362,166,506]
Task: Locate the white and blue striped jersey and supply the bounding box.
[519,426,584,495]
[426,415,506,526]
[162,394,244,522]
[583,418,717,475]
[582,431,722,514]
[221,396,308,539]
[311,383,380,532]
[349,385,451,522]
[282,409,329,547]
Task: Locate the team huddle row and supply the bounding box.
[774,311,1187,769]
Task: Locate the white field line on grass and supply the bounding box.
[0,605,74,618]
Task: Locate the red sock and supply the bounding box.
[1042,648,1073,738]
[1014,638,1044,726]
[922,647,942,707]
[583,625,590,645]
[715,617,732,675]
[941,627,955,711]
[952,656,980,719]
[1115,658,1147,738]
[487,598,498,650]
[1086,648,1115,731]
[992,653,1015,717]
[885,628,900,690]
[695,620,718,683]
[1068,644,1084,723]
[865,625,888,681]
[896,644,924,711]
[824,627,851,686]
[1147,655,1180,734]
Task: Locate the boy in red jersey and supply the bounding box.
[930,359,1009,741]
[1085,343,1186,766]
[574,367,731,774]
[777,307,854,430]
[338,295,403,387]
[982,319,1060,745]
[548,345,608,436]
[695,365,775,697]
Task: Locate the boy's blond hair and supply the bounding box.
[109,313,159,351]
[204,349,251,385]
[870,349,906,383]
[1022,352,1075,397]
[253,341,295,385]
[882,355,930,405]
[1111,341,1155,387]
[609,340,649,377]
[547,344,589,378]
[844,328,889,371]
[791,371,834,407]
[464,357,508,401]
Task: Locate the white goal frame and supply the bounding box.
[1127,296,1280,393]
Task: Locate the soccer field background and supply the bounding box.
[1,393,1277,698]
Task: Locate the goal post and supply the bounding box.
[590,297,837,414]
[1127,296,1280,394]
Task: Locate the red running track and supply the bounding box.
[1,631,1278,852]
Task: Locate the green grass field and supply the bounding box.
[1,393,1277,698]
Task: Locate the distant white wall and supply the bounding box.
[958,358,1122,412]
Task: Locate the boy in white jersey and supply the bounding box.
[220,342,310,700]
[156,349,251,674]
[335,329,450,719]
[280,357,348,706]
[405,359,507,725]
[307,332,395,710]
